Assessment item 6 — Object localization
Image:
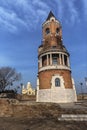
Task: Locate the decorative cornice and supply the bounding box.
[38,49,69,57]
[39,65,71,72]
[39,51,69,58]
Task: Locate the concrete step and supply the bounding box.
[58,114,87,121]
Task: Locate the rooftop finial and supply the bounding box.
[46,11,56,21]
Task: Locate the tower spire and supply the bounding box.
[46,11,56,21]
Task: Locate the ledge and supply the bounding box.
[38,48,69,57]
[39,65,71,72]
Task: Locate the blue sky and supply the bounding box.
[0,0,87,92]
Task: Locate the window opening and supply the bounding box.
[52,54,59,65]
[56,28,60,33]
[46,28,50,34]
[55,78,60,87]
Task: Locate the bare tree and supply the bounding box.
[0,67,21,92]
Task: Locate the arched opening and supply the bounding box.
[55,78,60,87]
[45,28,50,34]
[56,28,60,34]
[42,55,47,66]
[52,54,59,65]
[52,19,54,22]
[64,55,68,66]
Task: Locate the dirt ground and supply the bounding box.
[0,117,87,130]
[0,99,87,130]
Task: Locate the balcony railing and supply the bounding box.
[38,46,68,56]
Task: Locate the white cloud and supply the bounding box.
[55,0,81,24]
[32,0,49,10]
[0,0,50,33]
[0,7,17,32]
[83,0,87,15]
[55,0,63,20]
[0,6,27,32]
[66,0,80,24]
[0,0,86,33]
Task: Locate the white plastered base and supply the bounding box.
[36,88,77,103]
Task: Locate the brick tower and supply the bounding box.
[37,11,77,103]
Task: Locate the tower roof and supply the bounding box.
[46,11,56,21]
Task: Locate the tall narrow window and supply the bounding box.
[42,55,47,66]
[56,28,60,34]
[52,57,57,64]
[45,28,50,34]
[52,54,58,65]
[55,78,60,87]
[64,55,67,66]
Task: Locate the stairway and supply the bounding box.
[58,114,87,121]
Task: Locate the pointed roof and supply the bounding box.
[46,11,56,21]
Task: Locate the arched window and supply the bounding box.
[45,28,50,34]
[56,28,60,34]
[55,78,60,87]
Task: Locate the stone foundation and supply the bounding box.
[36,88,77,103]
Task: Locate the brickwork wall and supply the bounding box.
[43,20,62,48]
[39,69,73,89]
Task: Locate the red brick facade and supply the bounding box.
[39,69,73,89]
